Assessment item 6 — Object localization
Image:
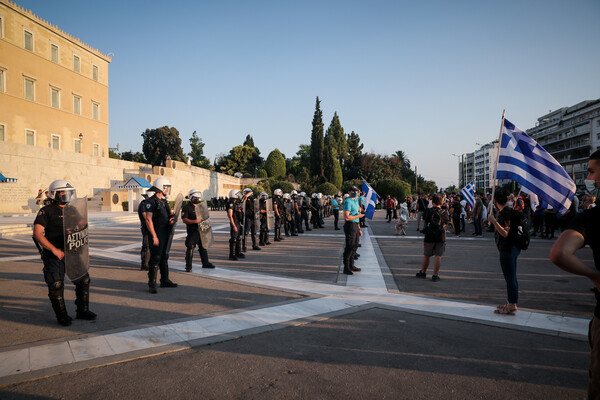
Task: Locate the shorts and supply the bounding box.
[417,211,424,221]
[424,241,445,257]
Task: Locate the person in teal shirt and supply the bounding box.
[342,186,364,275]
[332,195,341,230]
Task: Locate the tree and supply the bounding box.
[316,182,339,196]
[188,131,212,170]
[141,126,187,166]
[215,145,261,176]
[287,144,310,178]
[310,96,324,178]
[344,131,364,180]
[109,150,120,159]
[243,134,255,148]
[324,147,343,189]
[264,149,286,179]
[257,169,268,178]
[240,134,263,175]
[375,178,411,201]
[325,112,347,165]
[120,151,146,163]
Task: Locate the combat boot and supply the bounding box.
[264,231,271,245]
[274,227,281,242]
[48,281,72,326]
[252,235,261,250]
[259,231,265,246]
[74,276,97,320]
[229,242,237,260]
[236,240,246,258]
[342,262,354,275]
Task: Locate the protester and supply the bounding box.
[415,194,448,282]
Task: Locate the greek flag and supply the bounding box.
[496,118,576,215]
[460,181,475,208]
[362,180,378,220]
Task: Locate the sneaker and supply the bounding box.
[432,275,440,282]
[416,271,426,279]
[202,263,215,269]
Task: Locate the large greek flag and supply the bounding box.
[459,181,475,208]
[496,119,575,215]
[362,180,378,220]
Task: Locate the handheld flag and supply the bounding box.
[496,119,575,215]
[361,180,378,220]
[459,181,475,208]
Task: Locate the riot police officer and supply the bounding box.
[242,188,261,251]
[291,190,303,234]
[300,192,312,231]
[181,189,215,271]
[273,189,284,242]
[258,192,271,246]
[33,179,96,326]
[138,191,154,271]
[227,189,246,260]
[283,193,297,236]
[143,177,178,293]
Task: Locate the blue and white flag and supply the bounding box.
[362,180,378,220]
[460,181,475,208]
[496,118,576,215]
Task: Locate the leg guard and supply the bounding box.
[148,265,158,293]
[185,247,194,271]
[48,280,72,326]
[74,275,97,320]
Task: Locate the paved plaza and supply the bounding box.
[0,210,594,398]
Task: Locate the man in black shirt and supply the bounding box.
[227,189,245,260]
[242,188,261,252]
[181,189,215,271]
[551,150,600,398]
[33,179,96,326]
[137,191,153,271]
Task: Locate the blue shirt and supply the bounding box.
[343,197,360,223]
[332,199,339,210]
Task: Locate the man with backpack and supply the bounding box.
[416,194,449,282]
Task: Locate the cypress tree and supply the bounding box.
[310,97,324,177]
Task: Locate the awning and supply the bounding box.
[0,172,17,183]
[118,177,151,189]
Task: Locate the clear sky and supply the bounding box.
[16,0,600,188]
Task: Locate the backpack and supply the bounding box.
[514,211,530,250]
[425,208,444,242]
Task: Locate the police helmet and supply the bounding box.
[291,190,298,196]
[243,188,253,196]
[187,189,202,201]
[273,188,283,197]
[142,190,155,200]
[312,193,317,199]
[260,192,268,199]
[229,189,242,200]
[343,193,350,199]
[317,193,323,199]
[283,193,290,200]
[49,179,76,203]
[152,177,172,195]
[300,191,306,197]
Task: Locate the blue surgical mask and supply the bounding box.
[350,192,357,198]
[585,179,600,197]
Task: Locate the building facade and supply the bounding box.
[0,0,111,157]
[527,99,600,191]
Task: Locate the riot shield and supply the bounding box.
[284,201,293,221]
[195,201,214,249]
[254,199,261,231]
[266,198,274,230]
[165,193,184,256]
[63,196,89,281]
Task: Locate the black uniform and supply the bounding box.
[227,198,245,259]
[144,195,177,291]
[273,196,284,241]
[138,198,150,271]
[301,197,311,231]
[243,197,260,251]
[181,202,213,270]
[34,203,95,326]
[258,198,270,246]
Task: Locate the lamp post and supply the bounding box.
[452,153,464,188]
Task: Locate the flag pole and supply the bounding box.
[489,109,506,217]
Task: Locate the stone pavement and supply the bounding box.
[0,209,594,396]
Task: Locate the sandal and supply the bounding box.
[494,304,517,315]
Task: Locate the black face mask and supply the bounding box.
[191,198,200,204]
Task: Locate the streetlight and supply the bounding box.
[452,153,464,188]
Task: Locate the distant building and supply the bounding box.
[458,143,498,193]
[0,0,111,156]
[528,99,600,192]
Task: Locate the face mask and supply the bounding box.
[350,192,357,198]
[585,179,600,197]
[191,198,200,204]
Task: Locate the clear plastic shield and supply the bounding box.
[284,201,293,221]
[63,197,89,281]
[254,199,261,231]
[195,202,214,249]
[266,198,274,230]
[165,193,184,255]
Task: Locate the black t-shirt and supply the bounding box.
[417,198,427,212]
[138,198,148,228]
[144,195,171,229]
[34,203,65,250]
[568,207,600,317]
[494,207,522,252]
[181,202,199,234]
[227,200,243,225]
[244,198,254,218]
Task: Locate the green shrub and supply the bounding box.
[316,182,339,196]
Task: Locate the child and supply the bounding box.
[395,203,409,235]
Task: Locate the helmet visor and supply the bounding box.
[54,188,76,203]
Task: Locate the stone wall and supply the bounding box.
[0,142,241,213]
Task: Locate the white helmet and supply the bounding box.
[291,190,298,196]
[274,188,283,197]
[318,193,323,199]
[312,193,317,199]
[229,189,242,199]
[243,188,253,196]
[283,193,290,200]
[300,191,306,197]
[49,179,76,203]
[152,177,171,195]
[260,192,268,199]
[142,190,155,200]
[187,189,202,200]
[343,193,350,199]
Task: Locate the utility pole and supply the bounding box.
[415,166,418,193]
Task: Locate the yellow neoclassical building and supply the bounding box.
[0,0,111,156]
